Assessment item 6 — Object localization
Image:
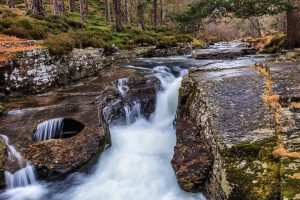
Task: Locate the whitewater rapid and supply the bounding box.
[1,67,205,200]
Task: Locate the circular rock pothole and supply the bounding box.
[32,118,85,142]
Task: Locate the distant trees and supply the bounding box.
[175,0,300,48]
[152,0,158,25]
[124,0,130,24]
[137,0,146,29]
[69,0,75,12]
[113,0,122,31]
[6,0,15,8]
[80,0,88,20]
[52,0,64,14]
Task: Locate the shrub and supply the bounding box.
[134,34,156,45]
[0,18,47,39]
[175,34,193,43]
[156,36,177,48]
[44,34,75,55]
[0,18,13,29]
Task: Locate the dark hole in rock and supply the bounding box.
[32,118,85,142]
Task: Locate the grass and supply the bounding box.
[0,3,196,55]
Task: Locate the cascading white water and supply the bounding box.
[0,66,205,200]
[124,101,142,125]
[0,134,37,189]
[34,118,64,141]
[117,78,129,96]
[47,66,205,200]
[5,165,36,189]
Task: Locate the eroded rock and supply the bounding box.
[173,65,277,199]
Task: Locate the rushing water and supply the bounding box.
[33,118,64,141]
[0,135,37,191]
[0,42,274,200]
[0,65,205,200]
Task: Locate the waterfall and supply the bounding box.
[124,101,142,125]
[117,78,129,96]
[44,66,205,200]
[0,65,205,200]
[0,134,37,189]
[5,165,36,189]
[34,118,64,141]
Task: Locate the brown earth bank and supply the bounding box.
[173,60,300,199]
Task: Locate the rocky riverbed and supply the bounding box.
[0,42,299,200]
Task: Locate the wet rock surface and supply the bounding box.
[135,44,192,57]
[0,67,135,182]
[0,65,161,183]
[192,42,256,60]
[174,61,300,199]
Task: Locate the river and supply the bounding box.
[0,42,273,200]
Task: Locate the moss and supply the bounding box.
[280,157,300,199]
[0,138,7,187]
[220,137,281,200]
[43,34,75,55]
[281,178,300,199]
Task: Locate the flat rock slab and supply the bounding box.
[174,61,300,199]
[192,48,256,59]
[185,66,275,145]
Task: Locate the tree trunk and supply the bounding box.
[286,0,300,49]
[113,0,122,31]
[105,0,111,21]
[7,0,15,8]
[159,0,163,25]
[30,0,45,15]
[80,0,87,20]
[69,0,75,12]
[276,13,287,32]
[137,1,145,30]
[24,0,29,8]
[152,0,158,26]
[124,0,130,24]
[52,0,64,14]
[249,17,262,38]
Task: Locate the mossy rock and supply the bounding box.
[221,137,281,200]
[0,138,7,188]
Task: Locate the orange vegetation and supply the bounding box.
[273,144,300,158]
[290,173,300,180]
[0,34,43,62]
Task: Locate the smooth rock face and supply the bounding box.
[175,60,300,200]
[173,65,276,199]
[135,44,192,57]
[192,47,256,59]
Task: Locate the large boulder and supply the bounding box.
[173,64,280,199]
[21,101,111,179]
